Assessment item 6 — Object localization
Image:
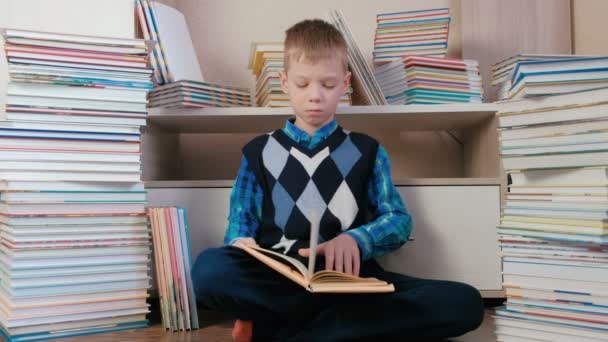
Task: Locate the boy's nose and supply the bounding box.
[308,84,322,102]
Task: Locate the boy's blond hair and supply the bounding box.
[284,19,348,72]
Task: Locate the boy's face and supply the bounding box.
[280,55,351,134]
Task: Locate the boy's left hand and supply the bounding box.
[298,234,360,276]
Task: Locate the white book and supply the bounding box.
[6,313,148,337]
[1,252,150,270]
[507,193,608,202]
[6,297,149,320]
[8,94,147,113]
[500,131,608,148]
[502,141,608,157]
[4,111,147,126]
[2,305,150,328]
[0,191,146,202]
[502,151,608,170]
[3,232,150,243]
[8,82,148,104]
[1,289,148,308]
[502,274,608,297]
[0,137,140,152]
[2,224,149,237]
[2,244,151,260]
[499,119,608,141]
[499,220,607,235]
[506,303,608,324]
[503,208,608,221]
[0,214,147,227]
[7,57,152,75]
[497,228,608,244]
[0,161,141,172]
[509,167,608,186]
[8,264,149,279]
[0,170,141,182]
[2,29,147,49]
[502,256,608,282]
[508,297,608,315]
[151,2,204,83]
[0,202,146,215]
[6,50,148,68]
[0,119,141,134]
[505,200,608,210]
[0,150,140,163]
[508,185,608,195]
[505,287,608,307]
[0,180,144,192]
[7,270,151,289]
[0,128,140,142]
[511,81,608,100]
[6,37,148,55]
[495,321,608,342]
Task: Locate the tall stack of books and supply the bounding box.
[494,88,608,341]
[148,80,251,108]
[373,8,450,64]
[148,207,199,331]
[0,29,152,341]
[374,55,483,104]
[491,55,608,100]
[250,41,352,107]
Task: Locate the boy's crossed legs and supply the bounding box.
[192,246,484,342]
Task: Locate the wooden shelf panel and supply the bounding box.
[144,177,503,189]
[147,104,498,133]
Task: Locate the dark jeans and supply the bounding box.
[191,246,484,342]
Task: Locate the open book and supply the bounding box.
[237,215,394,293]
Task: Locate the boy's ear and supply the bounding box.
[343,71,352,94]
[279,70,289,95]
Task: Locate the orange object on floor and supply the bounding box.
[232,319,253,342]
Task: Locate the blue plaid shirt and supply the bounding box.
[224,119,412,260]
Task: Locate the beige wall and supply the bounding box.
[173,0,455,88]
[571,0,608,55]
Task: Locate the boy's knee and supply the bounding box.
[191,247,233,299]
[447,282,484,333]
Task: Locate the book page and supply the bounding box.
[240,246,309,288]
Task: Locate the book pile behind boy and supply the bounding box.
[135,0,203,85]
[494,87,608,341]
[148,207,199,331]
[249,41,352,107]
[491,54,608,100]
[373,8,450,64]
[374,55,483,104]
[0,28,152,341]
[327,10,386,105]
[148,80,251,108]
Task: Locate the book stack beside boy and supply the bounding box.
[0,28,152,341]
[494,87,608,341]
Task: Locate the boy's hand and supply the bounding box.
[232,237,259,248]
[298,234,360,276]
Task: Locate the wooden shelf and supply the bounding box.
[144,177,503,189]
[147,103,498,133]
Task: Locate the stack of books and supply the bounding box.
[0,29,152,341]
[492,55,608,100]
[135,0,203,84]
[374,55,483,104]
[495,88,608,341]
[148,80,251,108]
[328,10,386,105]
[148,207,199,331]
[250,41,352,107]
[373,8,450,64]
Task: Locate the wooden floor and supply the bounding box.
[42,309,497,342]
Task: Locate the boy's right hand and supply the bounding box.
[232,237,259,248]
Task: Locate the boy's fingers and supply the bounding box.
[353,249,360,276]
[344,249,352,275]
[325,244,335,271]
[334,247,344,273]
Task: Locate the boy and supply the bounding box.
[192,19,484,342]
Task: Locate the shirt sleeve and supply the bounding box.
[223,156,264,246]
[345,145,413,260]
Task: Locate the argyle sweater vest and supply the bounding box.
[242,126,379,257]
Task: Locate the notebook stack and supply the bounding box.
[495,88,608,341]
[374,55,483,104]
[492,55,608,100]
[135,0,203,85]
[328,10,386,105]
[148,207,199,331]
[373,8,450,64]
[148,80,251,108]
[0,28,152,341]
[250,41,352,107]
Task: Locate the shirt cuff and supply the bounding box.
[345,228,374,261]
